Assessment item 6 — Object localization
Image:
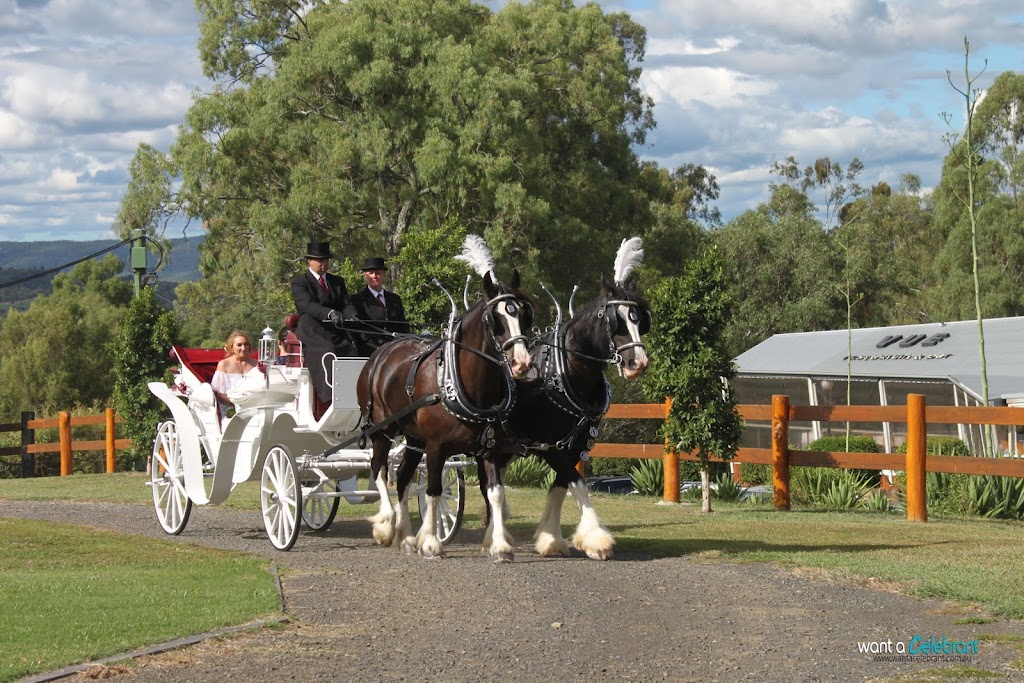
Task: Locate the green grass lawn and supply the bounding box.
[0,516,280,683]
[1,471,1023,682]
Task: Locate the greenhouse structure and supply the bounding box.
[732,316,1024,456]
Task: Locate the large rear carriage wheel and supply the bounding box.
[261,446,301,551]
[150,421,192,535]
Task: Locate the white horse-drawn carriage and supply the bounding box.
[146,324,468,551]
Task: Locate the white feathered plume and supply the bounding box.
[613,236,644,285]
[455,234,498,282]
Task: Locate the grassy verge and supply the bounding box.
[0,517,280,683]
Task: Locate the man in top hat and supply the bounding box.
[290,241,357,404]
[349,256,409,356]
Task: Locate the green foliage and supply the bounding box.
[504,456,550,488]
[739,462,773,486]
[817,471,872,510]
[861,488,895,512]
[0,255,129,419]
[642,248,743,470]
[134,0,660,333]
[710,187,844,356]
[393,219,468,332]
[629,458,663,497]
[894,436,971,456]
[591,457,640,477]
[711,471,744,502]
[806,434,879,486]
[110,288,179,471]
[792,467,870,508]
[967,475,1024,520]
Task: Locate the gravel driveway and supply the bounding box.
[3,500,1022,683]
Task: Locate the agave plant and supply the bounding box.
[711,471,746,502]
[504,455,551,488]
[630,459,664,497]
[967,475,1024,519]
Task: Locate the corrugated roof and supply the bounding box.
[733,316,1024,399]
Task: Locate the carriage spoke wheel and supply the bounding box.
[301,479,340,532]
[150,421,192,535]
[415,464,466,544]
[261,446,301,551]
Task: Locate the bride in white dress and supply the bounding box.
[210,330,258,422]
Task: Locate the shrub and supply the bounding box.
[711,471,745,502]
[806,434,879,486]
[591,456,641,477]
[792,467,870,508]
[895,436,971,456]
[861,488,894,512]
[629,459,664,497]
[504,456,551,488]
[739,462,772,486]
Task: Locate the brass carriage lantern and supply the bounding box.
[258,325,277,365]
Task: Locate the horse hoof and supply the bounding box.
[584,548,613,561]
[400,538,417,555]
[491,551,514,563]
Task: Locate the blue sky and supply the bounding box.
[1,0,1023,242]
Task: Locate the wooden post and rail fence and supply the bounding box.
[3,395,1023,524]
[0,409,129,477]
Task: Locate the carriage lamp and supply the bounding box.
[258,325,277,365]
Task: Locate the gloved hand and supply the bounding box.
[328,310,342,327]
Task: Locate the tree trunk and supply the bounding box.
[700,467,712,513]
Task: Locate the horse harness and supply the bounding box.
[521,296,649,459]
[353,291,521,457]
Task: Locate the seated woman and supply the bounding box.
[211,329,258,422]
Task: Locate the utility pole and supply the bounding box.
[131,230,147,298]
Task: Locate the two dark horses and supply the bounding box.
[357,241,651,562]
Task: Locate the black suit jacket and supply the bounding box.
[290,270,357,401]
[349,287,410,355]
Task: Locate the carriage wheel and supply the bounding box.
[414,464,466,544]
[261,446,301,551]
[301,479,340,532]
[150,421,193,535]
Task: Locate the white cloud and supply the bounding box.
[643,66,777,109]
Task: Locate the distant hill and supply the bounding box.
[0,236,204,312]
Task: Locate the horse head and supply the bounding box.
[596,275,651,380]
[481,269,533,379]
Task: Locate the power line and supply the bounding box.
[0,238,135,290]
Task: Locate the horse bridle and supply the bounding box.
[596,297,649,364]
[483,292,533,353]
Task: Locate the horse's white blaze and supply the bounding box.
[616,303,648,379]
[534,486,569,557]
[485,484,514,560]
[497,300,531,378]
[568,480,615,560]
[368,467,396,546]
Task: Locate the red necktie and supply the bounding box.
[318,276,329,293]
[377,292,386,307]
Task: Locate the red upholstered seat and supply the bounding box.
[170,345,257,384]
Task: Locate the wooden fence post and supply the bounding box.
[105,408,116,474]
[20,411,35,478]
[662,397,680,503]
[905,393,927,522]
[772,395,790,511]
[59,411,73,476]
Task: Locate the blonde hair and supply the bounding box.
[224,329,253,354]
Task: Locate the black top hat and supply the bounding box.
[305,242,334,259]
[361,256,388,271]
